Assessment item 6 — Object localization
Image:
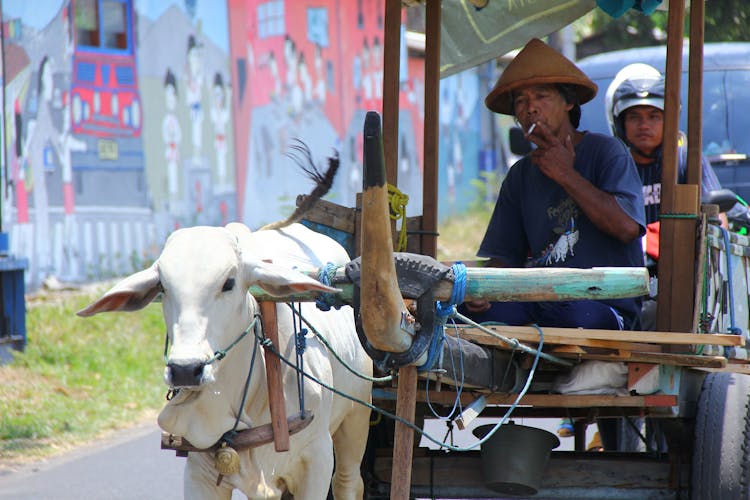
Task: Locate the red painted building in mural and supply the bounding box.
[229,0,424,215]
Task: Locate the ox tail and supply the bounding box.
[259,139,339,231]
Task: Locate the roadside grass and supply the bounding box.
[0,288,165,464]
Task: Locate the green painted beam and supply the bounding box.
[249,265,649,304]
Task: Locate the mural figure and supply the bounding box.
[314,44,326,104]
[268,51,282,100]
[361,38,372,107]
[210,72,229,192]
[22,56,57,282]
[284,35,296,93]
[372,36,382,101]
[12,98,29,225]
[163,69,182,211]
[59,91,87,277]
[185,34,204,158]
[299,53,313,106]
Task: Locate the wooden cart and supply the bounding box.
[300,1,750,498]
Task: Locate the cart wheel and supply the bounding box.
[691,372,750,499]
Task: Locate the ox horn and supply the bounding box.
[359,112,414,353]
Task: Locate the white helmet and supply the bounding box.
[605,63,662,138]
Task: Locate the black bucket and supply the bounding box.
[473,421,560,497]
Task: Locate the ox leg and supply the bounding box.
[289,435,335,499]
[183,455,233,500]
[331,404,371,499]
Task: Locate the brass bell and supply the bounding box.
[214,442,240,475]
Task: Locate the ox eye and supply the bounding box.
[222,278,235,292]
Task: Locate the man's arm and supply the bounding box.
[528,122,641,244]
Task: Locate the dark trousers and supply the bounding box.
[457,300,624,330]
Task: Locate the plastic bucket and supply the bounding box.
[473,421,560,496]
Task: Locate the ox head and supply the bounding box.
[78,224,339,390]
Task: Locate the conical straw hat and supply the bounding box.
[485,38,597,115]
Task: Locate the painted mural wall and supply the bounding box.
[0,0,486,290]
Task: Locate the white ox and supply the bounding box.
[78,222,373,499]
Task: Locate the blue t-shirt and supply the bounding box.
[478,132,646,327]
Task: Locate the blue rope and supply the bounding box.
[720,228,743,337]
[316,262,340,311]
[418,263,467,373]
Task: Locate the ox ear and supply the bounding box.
[245,259,339,297]
[77,264,162,317]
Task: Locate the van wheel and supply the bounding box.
[691,372,750,499]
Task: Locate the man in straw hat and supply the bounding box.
[460,38,646,332]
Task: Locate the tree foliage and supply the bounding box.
[576,3,750,58]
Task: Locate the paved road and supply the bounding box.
[0,421,186,500]
[0,417,587,499]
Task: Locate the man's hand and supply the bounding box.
[527,121,576,184]
[464,300,491,313]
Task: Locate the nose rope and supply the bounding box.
[162,314,261,365]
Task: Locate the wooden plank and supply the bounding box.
[555,351,727,369]
[453,327,664,352]
[374,388,678,408]
[390,365,418,500]
[296,195,356,233]
[450,324,745,347]
[259,302,290,452]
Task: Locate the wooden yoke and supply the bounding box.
[259,301,290,452]
[360,111,416,354]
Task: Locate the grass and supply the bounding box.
[0,286,165,464]
[436,208,492,262]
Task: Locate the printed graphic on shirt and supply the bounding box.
[643,182,661,206]
[532,197,580,266]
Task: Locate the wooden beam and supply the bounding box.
[657,0,697,335]
[249,265,650,303]
[390,365,418,500]
[449,325,745,347]
[555,351,727,369]
[686,0,705,187]
[375,388,678,408]
[382,0,401,186]
[421,0,441,258]
[259,302,290,452]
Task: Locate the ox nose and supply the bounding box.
[167,359,206,387]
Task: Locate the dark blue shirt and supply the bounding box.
[478,132,646,327]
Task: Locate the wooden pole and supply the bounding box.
[259,301,290,452]
[382,0,402,187]
[389,364,418,500]
[656,0,697,334]
[421,0,441,258]
[686,0,704,187]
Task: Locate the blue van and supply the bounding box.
[576,42,750,203]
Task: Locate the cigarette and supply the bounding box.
[527,123,537,134]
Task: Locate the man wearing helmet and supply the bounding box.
[460,38,646,332]
[609,64,729,333]
[608,63,723,228]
